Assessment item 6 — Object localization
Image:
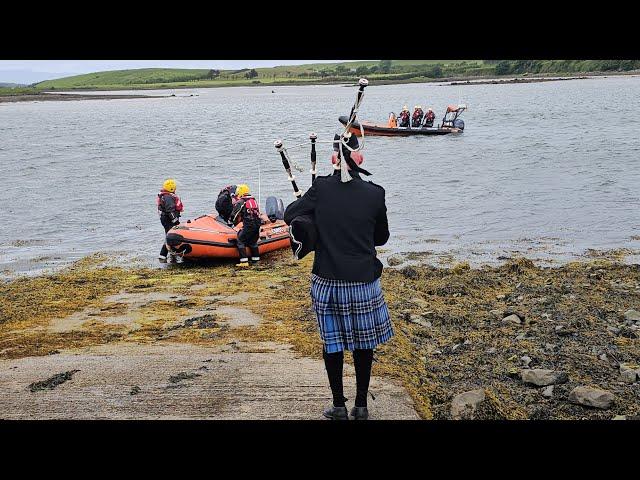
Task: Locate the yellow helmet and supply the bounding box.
[402,105,408,111]
[163,178,176,193]
[235,184,250,197]
[415,105,422,109]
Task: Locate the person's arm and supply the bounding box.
[374,193,390,246]
[283,182,318,225]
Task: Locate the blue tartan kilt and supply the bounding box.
[310,274,394,353]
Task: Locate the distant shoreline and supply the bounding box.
[2,72,638,102]
[0,92,171,104]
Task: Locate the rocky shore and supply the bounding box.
[1,252,638,419]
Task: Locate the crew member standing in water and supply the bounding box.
[230,184,262,267]
[157,178,184,263]
[284,133,393,420]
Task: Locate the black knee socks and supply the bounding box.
[323,348,374,408]
[323,349,346,407]
[353,349,373,407]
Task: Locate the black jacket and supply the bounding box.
[284,171,389,283]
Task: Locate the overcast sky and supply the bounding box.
[0,60,363,84]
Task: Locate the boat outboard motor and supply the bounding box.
[276,198,285,220]
[265,196,281,222]
[453,118,465,130]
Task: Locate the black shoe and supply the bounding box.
[323,406,348,420]
[350,406,369,420]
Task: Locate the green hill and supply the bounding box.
[25,59,640,93]
[34,61,485,91]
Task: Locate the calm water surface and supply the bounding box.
[1,77,639,275]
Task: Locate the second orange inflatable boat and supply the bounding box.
[165,214,291,259]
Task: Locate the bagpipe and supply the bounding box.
[273,78,369,259]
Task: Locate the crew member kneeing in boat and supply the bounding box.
[284,133,393,420]
[215,184,238,224]
[157,178,184,263]
[398,105,410,127]
[423,107,435,127]
[412,105,424,127]
[230,184,262,267]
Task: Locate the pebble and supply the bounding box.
[520,355,532,367]
[541,385,554,398]
[409,315,431,328]
[607,326,621,335]
[496,294,506,300]
[599,353,608,361]
[487,347,497,354]
[623,309,640,322]
[568,386,615,409]
[490,309,503,319]
[451,389,487,420]
[502,314,522,325]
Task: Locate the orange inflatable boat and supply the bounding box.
[165,213,291,259]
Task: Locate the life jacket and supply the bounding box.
[426,111,435,121]
[242,196,260,219]
[412,109,423,120]
[156,190,183,214]
[233,195,260,228]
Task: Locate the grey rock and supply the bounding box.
[496,294,506,300]
[502,314,522,325]
[599,353,608,361]
[490,309,503,319]
[623,309,640,322]
[520,355,532,367]
[607,326,621,335]
[568,386,615,409]
[451,389,486,420]
[620,369,638,384]
[521,369,568,387]
[541,385,554,398]
[487,347,497,354]
[619,364,639,384]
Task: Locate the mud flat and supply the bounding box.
[1,251,638,420]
